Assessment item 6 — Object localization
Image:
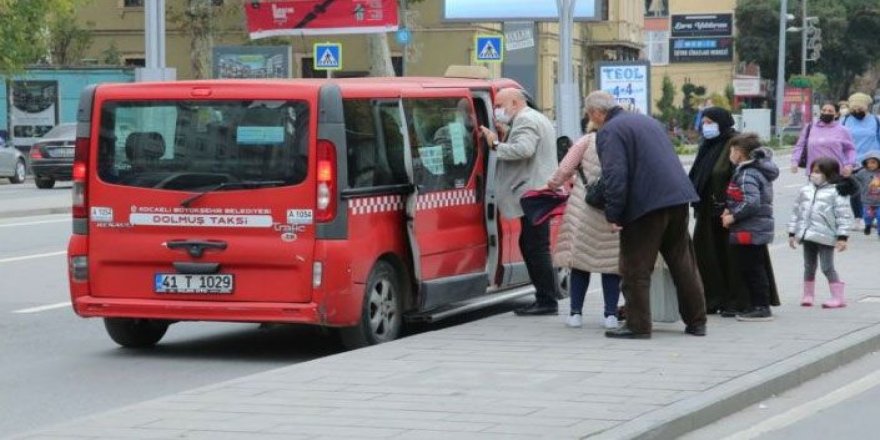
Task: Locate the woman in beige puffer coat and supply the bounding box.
[548,125,622,329]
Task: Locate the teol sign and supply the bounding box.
[670,14,733,38]
[245,0,398,39]
[596,61,651,116]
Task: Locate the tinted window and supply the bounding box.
[404,97,477,192]
[343,99,407,188]
[97,100,309,190]
[41,123,76,140]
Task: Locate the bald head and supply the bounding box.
[495,88,528,122]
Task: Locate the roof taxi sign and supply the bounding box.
[474,35,503,63]
[313,43,342,71]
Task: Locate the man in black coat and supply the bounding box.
[585,91,707,339]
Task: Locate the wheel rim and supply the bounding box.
[367,277,397,340]
[15,162,25,181]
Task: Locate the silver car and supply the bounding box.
[0,137,27,184]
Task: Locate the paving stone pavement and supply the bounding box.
[11,227,880,440]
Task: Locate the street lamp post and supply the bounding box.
[556,0,580,139]
[775,0,789,141]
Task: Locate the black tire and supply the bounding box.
[103,318,169,348]
[10,160,26,184]
[34,176,55,189]
[339,260,404,350]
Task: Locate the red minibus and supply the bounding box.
[67,70,564,349]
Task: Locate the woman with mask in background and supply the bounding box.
[842,93,880,230]
[791,102,856,177]
[689,107,780,315]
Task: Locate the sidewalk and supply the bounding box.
[13,228,880,439]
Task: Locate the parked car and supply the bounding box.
[0,136,27,184]
[29,122,76,189]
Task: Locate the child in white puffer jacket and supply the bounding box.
[788,157,855,308]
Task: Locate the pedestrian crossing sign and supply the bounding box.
[313,43,342,71]
[474,35,503,63]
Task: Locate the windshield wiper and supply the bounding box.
[180,180,285,207]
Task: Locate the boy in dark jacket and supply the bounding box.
[721,133,779,321]
[854,151,880,235]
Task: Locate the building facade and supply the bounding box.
[75,0,643,119]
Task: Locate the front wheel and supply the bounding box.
[339,261,404,350]
[103,318,169,348]
[10,160,26,184]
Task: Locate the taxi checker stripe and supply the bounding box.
[348,189,476,215]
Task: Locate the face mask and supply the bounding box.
[810,173,826,186]
[820,114,835,123]
[853,111,867,120]
[702,122,720,139]
[494,107,511,124]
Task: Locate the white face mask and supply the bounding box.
[702,122,720,139]
[810,173,826,186]
[494,107,511,124]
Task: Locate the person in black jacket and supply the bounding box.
[585,91,707,339]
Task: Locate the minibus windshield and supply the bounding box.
[97,100,309,190]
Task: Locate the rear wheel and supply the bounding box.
[339,260,404,350]
[34,176,55,189]
[103,318,169,348]
[10,160,26,184]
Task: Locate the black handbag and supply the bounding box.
[577,167,607,210]
[797,123,813,168]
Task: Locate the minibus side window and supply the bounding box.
[342,99,407,189]
[403,98,476,192]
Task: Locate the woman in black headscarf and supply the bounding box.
[688,107,780,315]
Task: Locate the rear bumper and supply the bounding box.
[30,161,72,179]
[72,296,327,325]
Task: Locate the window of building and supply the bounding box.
[644,0,668,17]
[342,100,408,188]
[123,0,144,7]
[645,31,669,65]
[123,57,146,67]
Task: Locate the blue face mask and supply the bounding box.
[702,123,720,139]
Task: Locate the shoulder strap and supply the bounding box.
[576,166,588,185]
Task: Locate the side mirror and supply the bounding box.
[556,136,572,162]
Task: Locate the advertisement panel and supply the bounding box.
[596,61,651,116]
[669,37,734,63]
[443,0,599,21]
[213,46,291,79]
[8,80,59,149]
[782,87,812,130]
[245,0,398,39]
[670,14,733,38]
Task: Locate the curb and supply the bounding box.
[588,322,880,440]
[0,206,71,219]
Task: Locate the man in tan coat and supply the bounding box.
[480,88,559,315]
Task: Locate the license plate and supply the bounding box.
[48,148,74,158]
[154,273,234,294]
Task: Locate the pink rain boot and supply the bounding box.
[822,282,846,309]
[801,281,815,307]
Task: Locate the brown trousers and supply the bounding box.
[619,204,706,334]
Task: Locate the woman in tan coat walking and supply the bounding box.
[547,124,622,329]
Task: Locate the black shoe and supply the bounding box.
[514,302,558,316]
[685,324,707,336]
[719,308,737,318]
[865,225,872,235]
[605,326,651,339]
[736,306,773,322]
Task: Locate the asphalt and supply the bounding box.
[15,148,880,440]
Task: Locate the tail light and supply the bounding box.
[315,139,337,222]
[69,256,89,282]
[72,136,90,221]
[29,143,43,159]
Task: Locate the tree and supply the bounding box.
[47,10,94,66]
[367,0,426,77]
[168,0,241,79]
[656,75,676,123]
[0,0,78,75]
[736,0,880,100]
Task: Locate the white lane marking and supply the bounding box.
[0,251,66,264]
[12,301,72,314]
[722,369,880,440]
[0,218,68,228]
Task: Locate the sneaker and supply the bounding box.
[736,306,773,322]
[851,218,864,231]
[603,315,619,329]
[565,313,583,328]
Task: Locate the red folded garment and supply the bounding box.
[520,189,569,225]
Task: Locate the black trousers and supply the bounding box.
[733,244,771,308]
[519,216,558,306]
[619,205,706,334]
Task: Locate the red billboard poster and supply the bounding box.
[245,0,398,38]
[782,87,812,130]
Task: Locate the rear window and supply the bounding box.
[41,123,76,140]
[97,100,309,190]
